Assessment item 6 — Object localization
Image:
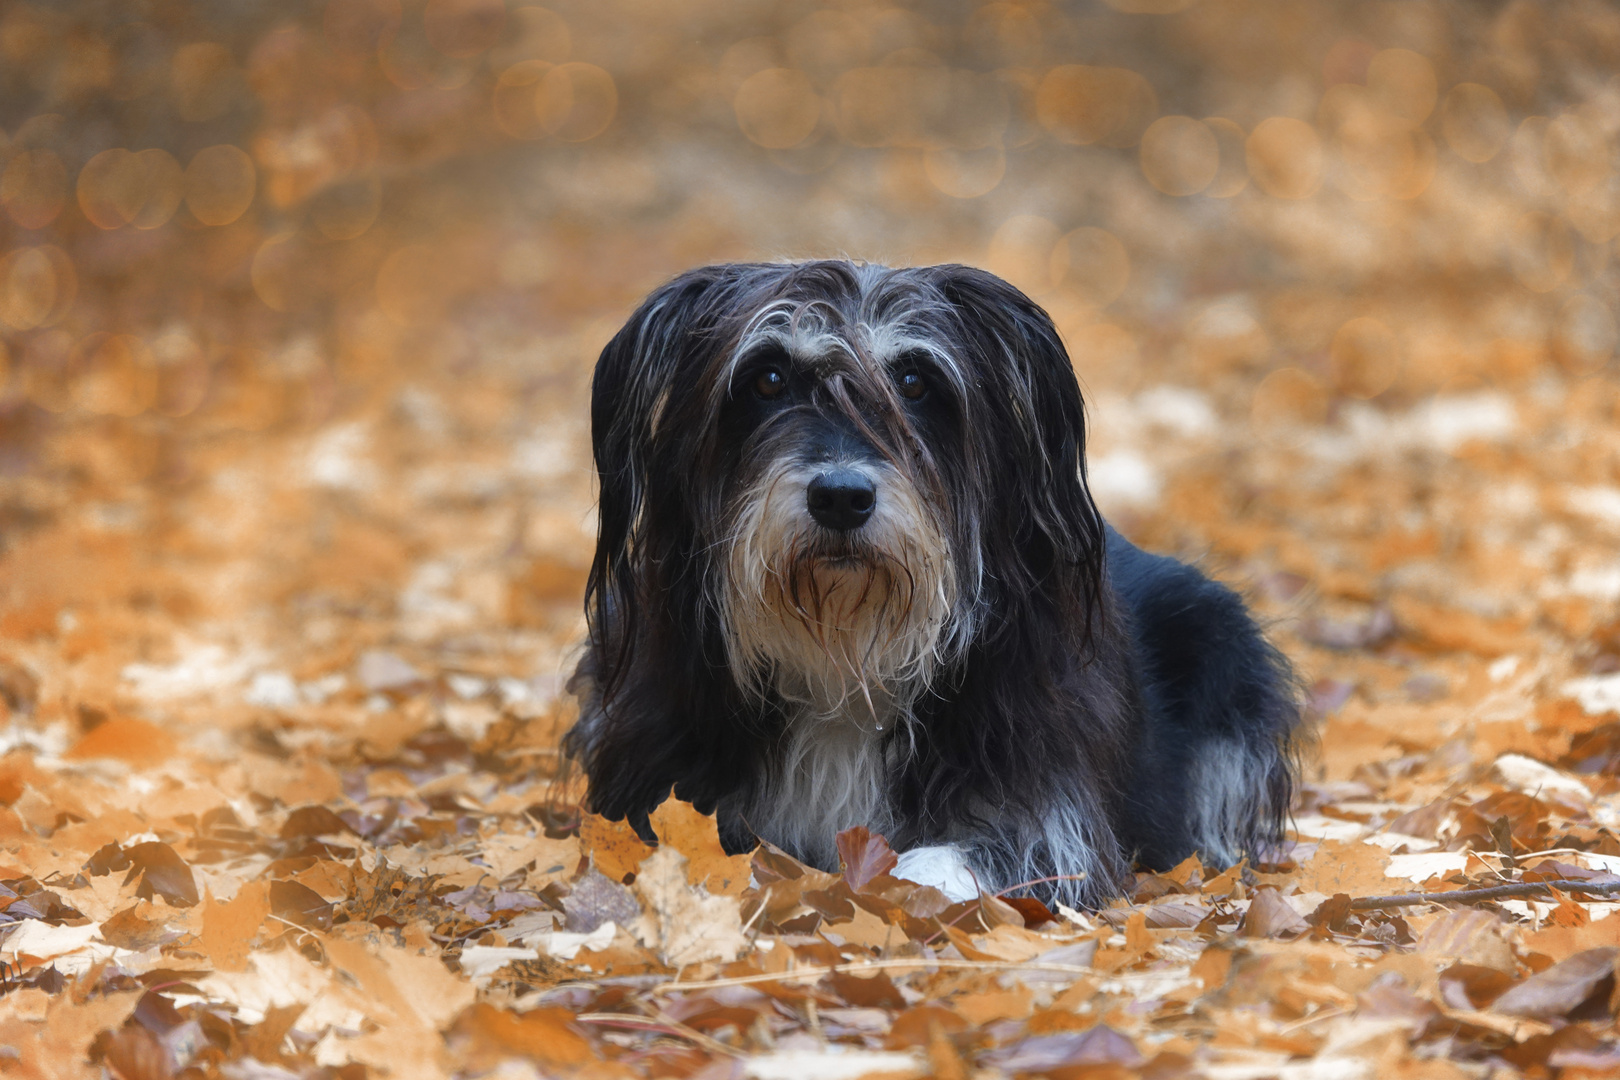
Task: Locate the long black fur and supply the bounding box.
[565,260,1302,907]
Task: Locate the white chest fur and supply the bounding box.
[738,709,895,872]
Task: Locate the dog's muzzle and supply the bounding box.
[806,469,876,532]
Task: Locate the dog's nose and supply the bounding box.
[806,470,876,531]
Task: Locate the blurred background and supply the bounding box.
[2,0,1619,733]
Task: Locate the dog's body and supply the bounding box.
[566,260,1300,906]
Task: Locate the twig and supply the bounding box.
[1350,878,1620,910]
[647,956,1095,994]
[575,1012,742,1057]
[994,873,1088,898]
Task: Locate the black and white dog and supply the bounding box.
[565,260,1301,907]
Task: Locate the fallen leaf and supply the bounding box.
[63,715,178,766]
[563,867,640,933]
[836,825,899,892]
[579,812,653,883]
[1492,948,1618,1018]
[632,845,745,965]
[1238,888,1309,939]
[452,1003,596,1069]
[122,843,198,907]
[200,882,271,972]
[986,1026,1143,1071]
[649,795,754,896]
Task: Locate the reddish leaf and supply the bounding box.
[122,843,198,908]
[1493,948,1618,1018]
[1237,888,1308,939]
[280,805,354,839]
[835,826,898,892]
[269,879,334,930]
[827,969,907,1008]
[1003,895,1057,926]
[103,1024,173,1080]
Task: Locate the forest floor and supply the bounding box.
[6,1,1620,1077]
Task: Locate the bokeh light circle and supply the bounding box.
[1252,366,1328,438]
[1246,117,1323,200]
[1050,227,1130,306]
[535,63,617,142]
[424,0,506,59]
[73,333,157,417]
[1545,111,1610,197]
[986,214,1060,294]
[324,0,403,55]
[78,148,183,230]
[1202,118,1249,198]
[2,150,69,229]
[923,147,1005,199]
[1139,115,1219,196]
[1036,66,1158,148]
[1366,49,1437,127]
[1329,316,1401,398]
[184,145,257,226]
[1439,83,1509,164]
[0,246,76,330]
[734,68,822,150]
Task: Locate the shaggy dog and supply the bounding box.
[565,260,1301,906]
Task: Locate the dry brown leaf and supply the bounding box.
[453,1003,596,1069]
[649,796,754,897]
[1523,912,1620,963]
[1491,948,1618,1018]
[1293,839,1393,897]
[631,845,746,965]
[1238,888,1310,939]
[1417,908,1517,972]
[199,881,271,972]
[836,825,899,892]
[579,812,653,883]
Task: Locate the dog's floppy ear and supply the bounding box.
[926,264,1107,642]
[587,264,758,691]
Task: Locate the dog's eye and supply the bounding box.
[897,370,926,400]
[754,367,787,400]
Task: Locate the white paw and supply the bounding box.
[892,846,979,903]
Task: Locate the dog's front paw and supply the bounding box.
[892,845,979,902]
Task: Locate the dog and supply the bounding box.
[564,260,1302,907]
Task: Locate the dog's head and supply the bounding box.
[587,261,1105,719]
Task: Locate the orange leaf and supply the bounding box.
[648,795,754,896]
[579,812,652,883]
[199,881,271,972]
[454,1003,595,1067]
[64,715,177,766]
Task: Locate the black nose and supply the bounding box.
[806,470,876,532]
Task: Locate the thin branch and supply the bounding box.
[1350,878,1620,910]
[646,956,1096,994]
[994,873,1089,898]
[575,1013,743,1057]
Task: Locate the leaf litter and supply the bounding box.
[6,1,1620,1078]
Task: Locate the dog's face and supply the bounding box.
[714,305,966,715]
[586,261,1105,722]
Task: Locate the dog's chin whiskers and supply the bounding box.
[718,458,958,724]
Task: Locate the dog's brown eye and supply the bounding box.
[754,367,786,399]
[898,370,926,400]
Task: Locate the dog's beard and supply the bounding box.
[719,460,958,723]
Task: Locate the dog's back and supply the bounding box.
[1105,527,1299,870]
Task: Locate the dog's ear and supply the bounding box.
[926,264,1107,640]
[587,264,759,687]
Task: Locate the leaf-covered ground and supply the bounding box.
[6,1,1620,1077]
